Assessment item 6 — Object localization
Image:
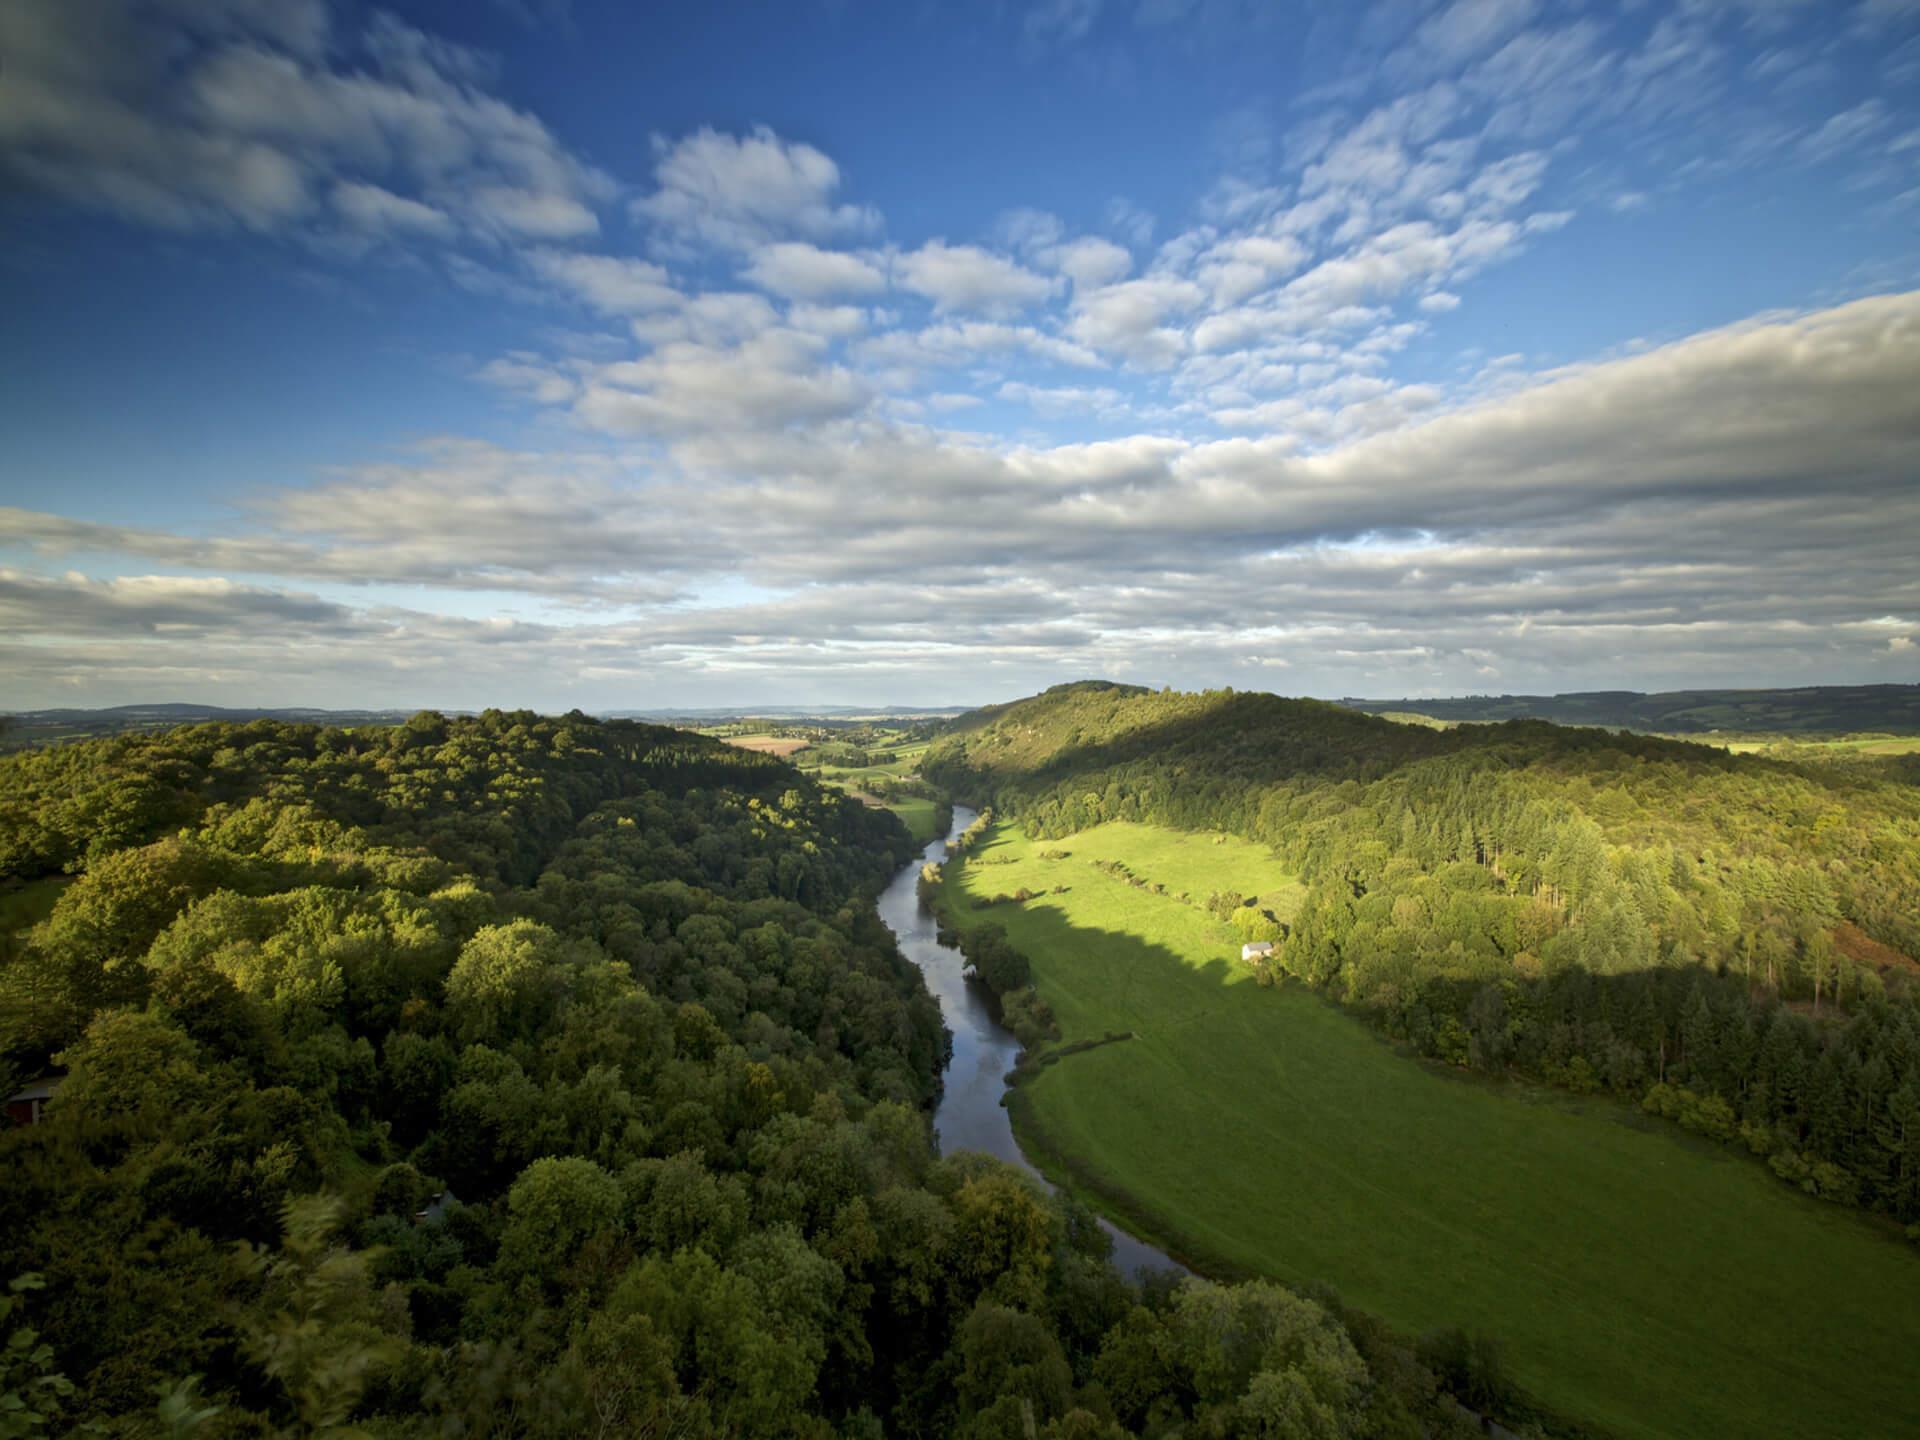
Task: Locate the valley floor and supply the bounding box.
[941,820,1920,1440]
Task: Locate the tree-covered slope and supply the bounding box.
[1339,682,1920,734]
[0,711,1530,1438]
[924,684,1920,1226]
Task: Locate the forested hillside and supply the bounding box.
[0,711,1518,1438]
[1339,683,1920,734]
[924,683,1920,1225]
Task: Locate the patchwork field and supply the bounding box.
[1715,732,1920,757]
[719,733,811,756]
[693,726,945,839]
[800,736,945,840]
[940,820,1920,1440]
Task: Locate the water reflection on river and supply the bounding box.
[875,805,1181,1279]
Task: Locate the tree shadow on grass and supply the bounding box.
[973,895,1920,1440]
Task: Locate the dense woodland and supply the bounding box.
[0,712,1524,1438]
[1339,683,1920,734]
[924,684,1920,1228]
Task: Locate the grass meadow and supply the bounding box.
[802,736,943,841]
[1715,733,1920,756]
[940,821,1920,1440]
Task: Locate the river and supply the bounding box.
[876,804,1181,1279]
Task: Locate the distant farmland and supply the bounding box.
[721,734,810,756]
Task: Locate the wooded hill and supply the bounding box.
[0,710,1528,1438]
[922,682,1920,1226]
[1338,682,1920,734]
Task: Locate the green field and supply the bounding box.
[686,722,946,840]
[1713,732,1920,757]
[872,792,942,842]
[800,736,944,840]
[941,821,1920,1440]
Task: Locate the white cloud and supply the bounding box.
[1403,0,1539,70]
[1196,234,1309,307]
[632,125,878,251]
[1798,99,1891,162]
[1467,150,1549,210]
[1106,197,1156,248]
[995,206,1067,254]
[331,180,454,237]
[577,330,868,436]
[744,241,887,299]
[528,249,680,314]
[630,291,781,347]
[855,319,1101,374]
[895,240,1059,315]
[0,1,613,245]
[472,185,598,239]
[1067,276,1206,366]
[478,355,579,406]
[998,380,1128,417]
[785,303,871,339]
[1419,290,1462,312]
[1048,236,1135,289]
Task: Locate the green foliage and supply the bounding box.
[232,1195,404,1434]
[151,1374,223,1437]
[956,923,1032,996]
[498,1157,624,1282]
[1,1275,75,1440]
[0,710,1533,1438]
[443,920,570,1046]
[1170,1278,1369,1437]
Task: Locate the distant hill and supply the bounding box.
[0,701,975,751]
[1336,683,1920,734]
[926,681,1481,802]
[606,704,972,722]
[0,703,438,750]
[921,680,1920,963]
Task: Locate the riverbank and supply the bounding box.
[874,805,1180,1278]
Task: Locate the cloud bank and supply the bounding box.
[0,0,1915,707]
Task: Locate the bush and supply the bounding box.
[958,923,1032,996]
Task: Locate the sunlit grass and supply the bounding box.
[940,819,1920,1440]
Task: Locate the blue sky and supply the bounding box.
[1,0,1917,709]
